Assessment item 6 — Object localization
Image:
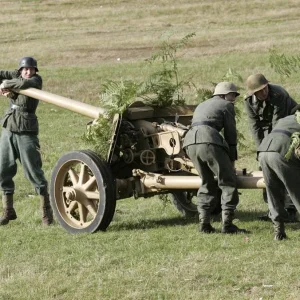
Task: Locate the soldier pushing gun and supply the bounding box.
[244,73,298,223]
[0,57,53,226]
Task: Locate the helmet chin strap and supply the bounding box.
[225,95,236,103]
[225,95,231,102]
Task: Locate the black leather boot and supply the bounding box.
[199,210,215,233]
[0,194,17,226]
[199,223,216,233]
[273,221,287,241]
[41,194,54,225]
[221,210,247,234]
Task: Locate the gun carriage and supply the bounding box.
[19,88,266,234]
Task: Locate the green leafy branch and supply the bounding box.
[84,33,197,157]
[144,32,196,106]
[99,79,150,114]
[84,79,149,157]
[269,48,300,77]
[84,33,249,157]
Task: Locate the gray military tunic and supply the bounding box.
[245,83,297,208]
[183,96,239,213]
[244,84,297,148]
[258,115,300,222]
[0,70,49,196]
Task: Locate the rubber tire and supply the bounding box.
[171,190,222,218]
[50,150,116,234]
[171,191,198,218]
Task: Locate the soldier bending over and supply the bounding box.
[258,108,300,240]
[183,82,246,234]
[244,73,298,222]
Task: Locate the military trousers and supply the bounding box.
[259,166,295,211]
[186,143,239,213]
[258,152,300,222]
[0,128,48,196]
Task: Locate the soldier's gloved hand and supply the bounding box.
[0,80,8,89]
[0,88,9,96]
[0,81,16,98]
[295,146,300,158]
[0,88,14,98]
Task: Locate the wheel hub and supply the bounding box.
[65,188,76,201]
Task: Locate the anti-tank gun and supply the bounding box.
[19,88,266,234]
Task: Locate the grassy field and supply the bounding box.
[1,0,300,299]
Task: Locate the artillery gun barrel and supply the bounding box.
[17,88,106,119]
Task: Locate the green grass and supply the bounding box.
[1,194,300,299]
[1,0,300,299]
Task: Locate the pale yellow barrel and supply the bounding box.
[18,88,105,119]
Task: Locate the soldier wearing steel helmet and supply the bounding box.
[183,82,246,234]
[245,73,297,147]
[244,73,298,222]
[0,57,53,226]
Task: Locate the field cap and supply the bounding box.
[213,82,240,96]
[246,73,268,95]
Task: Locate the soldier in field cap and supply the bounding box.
[183,82,246,234]
[245,73,298,222]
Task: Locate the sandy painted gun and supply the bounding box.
[17,88,265,233]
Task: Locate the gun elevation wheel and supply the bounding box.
[50,150,116,233]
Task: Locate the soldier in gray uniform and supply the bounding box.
[0,57,53,226]
[183,82,246,234]
[258,114,300,240]
[244,73,298,222]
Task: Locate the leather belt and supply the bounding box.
[272,129,292,137]
[191,121,213,127]
[11,104,34,113]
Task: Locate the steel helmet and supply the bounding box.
[246,73,268,95]
[18,56,39,72]
[213,82,240,96]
